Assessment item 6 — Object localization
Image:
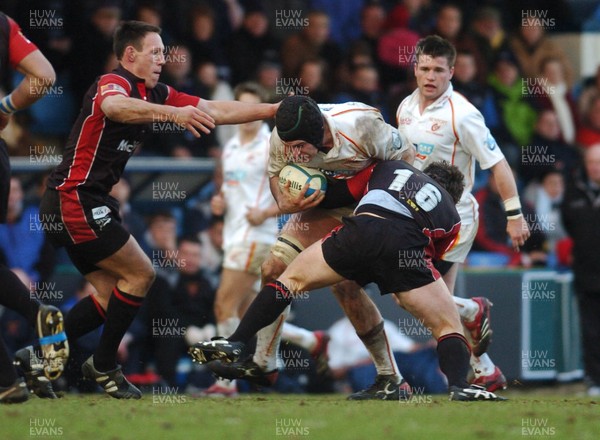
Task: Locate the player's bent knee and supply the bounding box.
[131,262,156,292]
[261,256,287,284]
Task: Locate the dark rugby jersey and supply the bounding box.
[336,161,461,260]
[1,13,38,223]
[47,65,200,194]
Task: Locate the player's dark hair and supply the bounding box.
[113,20,161,60]
[423,161,464,204]
[233,82,268,103]
[416,35,457,68]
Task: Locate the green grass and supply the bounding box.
[0,391,597,440]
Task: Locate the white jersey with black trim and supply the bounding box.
[396,83,505,224]
[221,123,278,249]
[268,102,407,180]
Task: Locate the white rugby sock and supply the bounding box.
[470,353,495,377]
[453,296,479,322]
[358,321,402,381]
[211,377,237,391]
[281,322,317,352]
[253,305,290,371]
[217,317,240,338]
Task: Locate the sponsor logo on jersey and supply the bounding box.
[485,134,498,151]
[398,117,412,125]
[414,142,435,158]
[95,216,111,230]
[117,139,140,153]
[390,129,403,150]
[92,206,110,220]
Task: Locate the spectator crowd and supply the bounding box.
[1,0,599,393]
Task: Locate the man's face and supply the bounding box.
[414,54,453,104]
[453,54,476,83]
[281,140,318,163]
[178,241,202,274]
[130,32,165,88]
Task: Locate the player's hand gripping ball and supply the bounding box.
[278,164,327,198]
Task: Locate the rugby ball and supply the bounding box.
[278,164,327,198]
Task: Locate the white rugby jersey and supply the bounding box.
[268,102,407,180]
[221,123,278,249]
[396,83,505,224]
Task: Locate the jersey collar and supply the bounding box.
[114,64,146,84]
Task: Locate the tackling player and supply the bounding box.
[396,35,531,390]
[0,11,68,403]
[32,21,279,399]
[191,160,506,401]
[208,95,416,400]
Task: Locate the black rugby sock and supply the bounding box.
[93,287,143,372]
[437,333,471,389]
[64,295,106,341]
[0,339,18,387]
[0,266,40,326]
[229,282,293,344]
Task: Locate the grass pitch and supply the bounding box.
[0,389,597,440]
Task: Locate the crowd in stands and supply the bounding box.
[1,0,599,392]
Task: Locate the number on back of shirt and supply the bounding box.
[388,169,441,212]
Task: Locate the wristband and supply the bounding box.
[503,196,523,219]
[506,209,523,220]
[0,94,17,115]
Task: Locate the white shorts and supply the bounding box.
[442,219,478,264]
[223,241,272,275]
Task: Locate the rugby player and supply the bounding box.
[191,160,506,401]
[207,95,416,400]
[0,11,68,403]
[396,35,531,390]
[33,21,279,399]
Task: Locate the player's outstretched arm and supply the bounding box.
[9,50,56,108]
[0,50,55,131]
[198,99,279,125]
[490,159,531,250]
[101,95,215,137]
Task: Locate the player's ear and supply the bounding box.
[125,46,136,63]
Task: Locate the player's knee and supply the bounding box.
[133,262,155,292]
[261,256,287,285]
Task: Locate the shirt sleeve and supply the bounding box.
[7,16,38,68]
[164,85,200,107]
[457,108,505,170]
[95,73,131,108]
[360,113,408,161]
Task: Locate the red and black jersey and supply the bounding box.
[356,161,461,259]
[1,12,38,223]
[46,65,200,194]
[0,12,38,81]
[322,160,461,260]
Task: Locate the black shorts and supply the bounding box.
[321,215,440,294]
[39,188,130,275]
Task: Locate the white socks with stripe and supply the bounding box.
[281,322,317,352]
[253,305,290,371]
[358,321,402,381]
[471,353,495,377]
[453,296,479,322]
